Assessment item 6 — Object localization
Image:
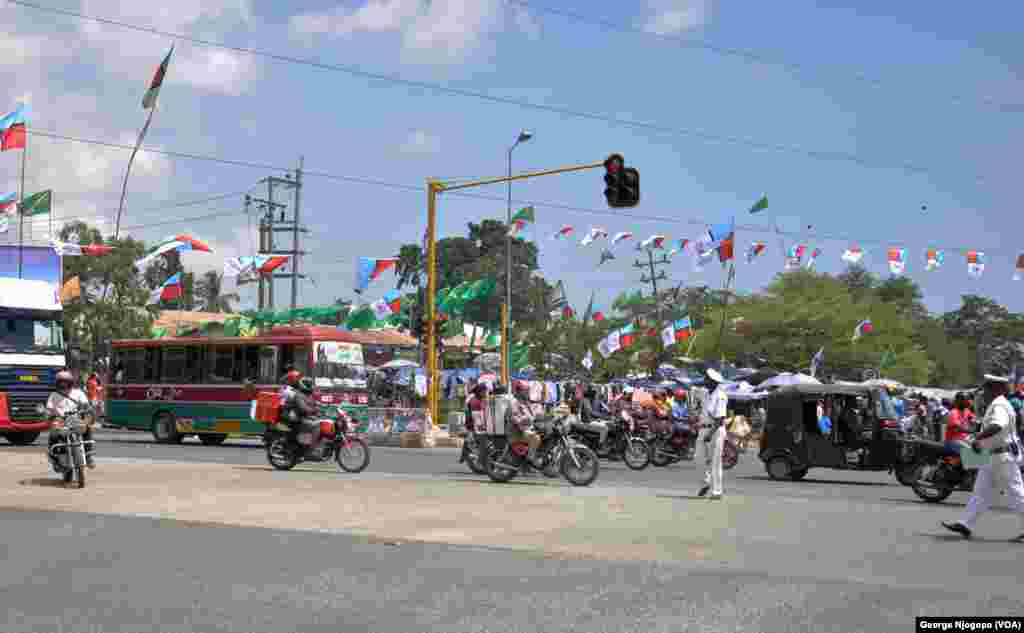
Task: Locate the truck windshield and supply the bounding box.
[0,314,64,353]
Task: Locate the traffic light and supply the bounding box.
[603,154,639,208]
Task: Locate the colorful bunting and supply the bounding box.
[610,231,633,247]
[887,248,906,275]
[841,246,864,264]
[224,255,289,281]
[745,241,766,263]
[619,323,636,348]
[706,219,735,262]
[134,234,212,270]
[1014,254,1024,281]
[0,191,16,214]
[639,234,666,250]
[593,311,605,322]
[20,190,51,216]
[748,195,768,214]
[143,46,174,109]
[148,272,183,305]
[371,290,402,320]
[925,249,944,271]
[674,317,693,341]
[0,104,27,152]
[852,319,873,342]
[805,247,822,270]
[966,250,985,279]
[51,240,113,257]
[355,257,398,292]
[598,248,616,266]
[507,206,535,236]
[553,225,574,240]
[580,227,608,246]
[785,244,806,270]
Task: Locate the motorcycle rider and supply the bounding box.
[46,369,95,469]
[282,376,322,456]
[942,374,1024,541]
[508,380,542,467]
[279,368,303,407]
[578,384,610,449]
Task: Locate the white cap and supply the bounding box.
[706,368,725,383]
[623,385,635,393]
[983,374,1010,384]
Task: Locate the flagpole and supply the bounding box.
[714,263,736,361]
[17,134,26,278]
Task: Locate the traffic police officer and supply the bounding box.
[697,368,728,500]
[942,374,1024,541]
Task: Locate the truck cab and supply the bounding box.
[0,278,65,445]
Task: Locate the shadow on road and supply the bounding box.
[878,496,969,509]
[18,477,67,488]
[914,531,1018,545]
[736,475,896,488]
[655,493,715,501]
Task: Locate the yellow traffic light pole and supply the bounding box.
[424,159,605,428]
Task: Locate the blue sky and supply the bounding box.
[1,0,1022,316]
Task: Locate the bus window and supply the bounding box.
[258,345,278,384]
[209,346,234,383]
[292,345,310,376]
[186,346,205,383]
[241,346,260,382]
[144,348,161,382]
[162,347,188,383]
[121,348,146,383]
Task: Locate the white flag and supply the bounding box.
[661,324,676,347]
[597,338,612,359]
[51,240,82,256]
[582,349,593,369]
[606,329,621,354]
[841,248,864,264]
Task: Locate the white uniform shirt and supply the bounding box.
[980,395,1017,462]
[703,386,728,421]
[46,389,89,417]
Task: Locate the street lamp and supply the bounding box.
[505,129,532,384]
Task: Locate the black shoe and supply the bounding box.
[1011,533,1024,543]
[697,485,709,497]
[941,521,971,539]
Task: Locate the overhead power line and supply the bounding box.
[19,188,249,226]
[510,0,1023,114]
[24,126,1018,256]
[10,1,987,183]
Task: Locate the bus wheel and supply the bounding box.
[199,434,228,446]
[152,413,181,444]
[5,431,40,445]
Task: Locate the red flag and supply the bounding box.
[593,312,605,322]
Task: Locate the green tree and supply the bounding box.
[194,271,240,313]
[59,221,153,364]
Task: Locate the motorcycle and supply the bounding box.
[909,440,978,503]
[648,416,698,466]
[483,415,600,486]
[40,402,95,489]
[458,430,488,475]
[264,405,370,473]
[569,415,650,470]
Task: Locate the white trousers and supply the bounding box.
[698,424,726,496]
[960,458,1024,530]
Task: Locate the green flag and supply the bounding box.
[510,343,530,370]
[466,277,496,301]
[748,194,768,214]
[150,327,168,339]
[20,190,52,216]
[483,330,500,348]
[510,206,534,223]
[345,306,377,330]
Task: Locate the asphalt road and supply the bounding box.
[4,509,1020,633]
[1,428,968,506]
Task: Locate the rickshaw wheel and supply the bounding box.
[766,456,794,481]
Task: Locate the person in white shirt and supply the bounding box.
[942,375,1024,541]
[698,368,729,500]
[46,370,95,468]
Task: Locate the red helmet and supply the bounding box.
[674,388,687,400]
[285,370,302,386]
[513,380,530,394]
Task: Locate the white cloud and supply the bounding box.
[289,0,540,65]
[641,0,712,36]
[398,129,440,154]
[172,48,262,96]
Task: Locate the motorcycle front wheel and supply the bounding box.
[484,438,518,483]
[464,436,488,475]
[649,438,674,467]
[622,438,650,471]
[266,436,300,471]
[561,444,599,487]
[335,437,370,473]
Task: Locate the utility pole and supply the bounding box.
[633,248,670,325]
[250,167,307,312]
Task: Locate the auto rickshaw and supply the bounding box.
[759,383,913,481]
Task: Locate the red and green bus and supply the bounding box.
[107,326,369,443]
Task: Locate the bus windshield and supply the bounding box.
[0,313,64,354]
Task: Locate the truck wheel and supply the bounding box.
[5,431,40,445]
[152,413,181,444]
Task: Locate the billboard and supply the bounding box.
[0,245,61,285]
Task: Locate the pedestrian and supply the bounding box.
[697,368,728,500]
[941,375,1024,541]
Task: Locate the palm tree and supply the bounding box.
[194,271,240,313]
